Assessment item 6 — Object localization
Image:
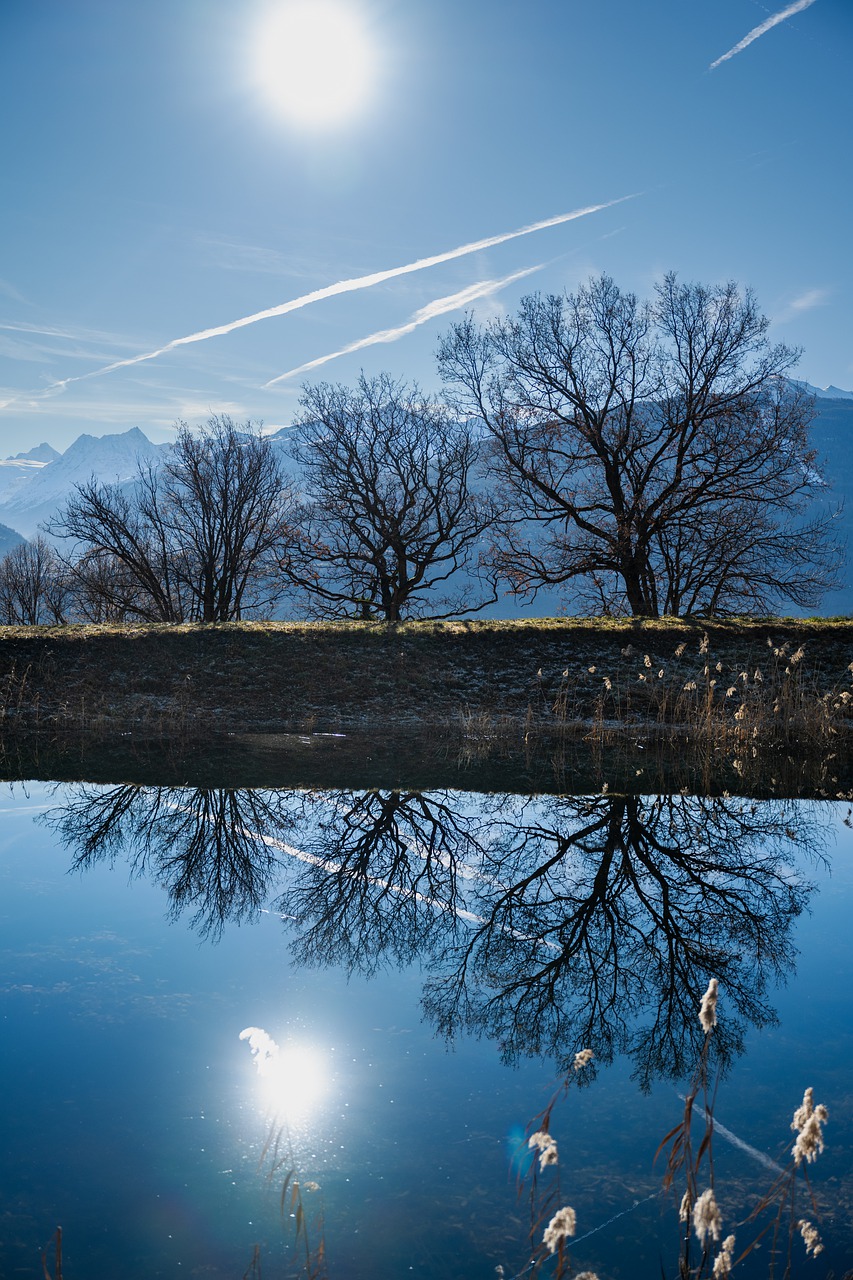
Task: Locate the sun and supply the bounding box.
[254,1,376,129]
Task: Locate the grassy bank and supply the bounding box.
[1,617,852,796]
[0,614,851,740]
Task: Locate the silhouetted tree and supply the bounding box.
[276,789,478,970]
[422,793,818,1086]
[284,373,497,620]
[0,535,69,624]
[438,273,842,617]
[52,417,296,622]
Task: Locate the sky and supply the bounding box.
[0,0,851,457]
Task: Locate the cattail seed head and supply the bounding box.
[791,1088,828,1165]
[693,1188,722,1246]
[543,1205,576,1252]
[699,978,719,1033]
[713,1234,736,1278]
[528,1130,559,1170]
[798,1219,824,1257]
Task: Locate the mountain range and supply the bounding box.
[0,522,26,558]
[0,427,164,537]
[1,393,851,615]
[794,380,853,402]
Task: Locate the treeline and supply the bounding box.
[0,274,844,625]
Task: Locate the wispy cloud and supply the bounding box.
[266,266,541,385]
[710,0,818,70]
[0,379,246,435]
[171,397,248,423]
[198,236,313,279]
[0,319,141,347]
[0,320,95,340]
[0,319,148,370]
[42,195,636,394]
[787,287,830,313]
[0,278,29,305]
[775,286,831,323]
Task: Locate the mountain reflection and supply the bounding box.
[44,784,828,1085]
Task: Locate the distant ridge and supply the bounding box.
[0,426,164,538]
[5,442,62,463]
[0,521,26,558]
[794,379,853,401]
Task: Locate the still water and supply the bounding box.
[1,782,851,1278]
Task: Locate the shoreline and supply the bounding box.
[1,617,851,797]
[1,615,852,730]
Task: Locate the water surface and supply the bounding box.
[1,782,851,1278]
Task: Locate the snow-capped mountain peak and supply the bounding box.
[5,441,61,463]
[0,426,165,537]
[794,380,853,401]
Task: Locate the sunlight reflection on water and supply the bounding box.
[240,1026,329,1124]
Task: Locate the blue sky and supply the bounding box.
[1,0,851,456]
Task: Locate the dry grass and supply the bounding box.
[253,1119,327,1280]
[558,633,853,748]
[518,987,835,1280]
[1,618,852,797]
[0,613,851,643]
[463,631,853,786]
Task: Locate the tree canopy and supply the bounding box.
[438,273,842,617]
[284,373,497,620]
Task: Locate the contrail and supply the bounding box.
[44,194,637,393]
[710,0,817,69]
[678,1094,785,1175]
[265,264,542,385]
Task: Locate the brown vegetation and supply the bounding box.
[0,616,851,737]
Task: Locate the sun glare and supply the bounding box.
[241,1027,328,1122]
[254,1,376,128]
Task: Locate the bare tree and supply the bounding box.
[283,373,497,620]
[52,417,296,622]
[70,544,163,623]
[278,789,477,970]
[56,471,185,622]
[438,273,842,617]
[0,535,70,624]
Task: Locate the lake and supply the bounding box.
[1,776,851,1279]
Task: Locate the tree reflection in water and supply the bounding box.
[44,784,296,939]
[278,789,480,971]
[418,794,821,1088]
[44,784,828,1086]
